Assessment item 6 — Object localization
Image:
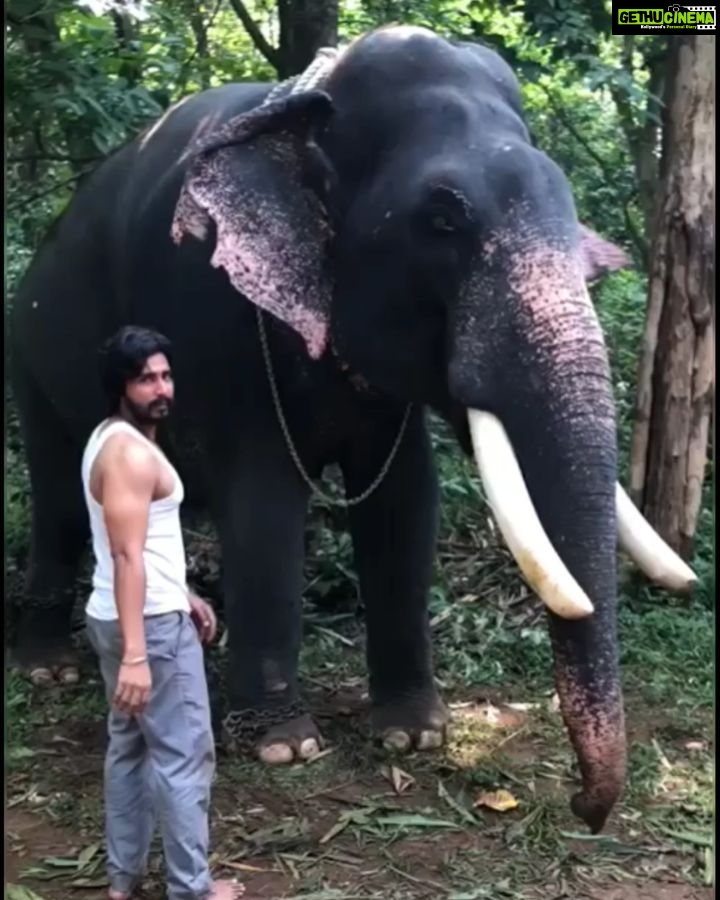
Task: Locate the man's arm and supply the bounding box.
[100,439,156,714]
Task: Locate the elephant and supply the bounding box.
[9,25,696,833]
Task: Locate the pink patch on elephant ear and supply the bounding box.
[171,95,334,360]
[579,225,631,283]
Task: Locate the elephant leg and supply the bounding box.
[343,406,448,752]
[211,436,318,764]
[10,365,88,685]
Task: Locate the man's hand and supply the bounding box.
[114,660,152,716]
[189,594,218,644]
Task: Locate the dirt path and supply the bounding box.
[6,674,714,900]
[6,799,714,900]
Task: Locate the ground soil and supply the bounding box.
[6,679,714,900]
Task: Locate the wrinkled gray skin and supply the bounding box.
[10,26,630,832]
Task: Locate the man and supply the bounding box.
[81,325,243,900]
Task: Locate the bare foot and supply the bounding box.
[210,879,245,899]
[107,877,244,900]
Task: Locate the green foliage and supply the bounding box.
[522,78,639,252]
[5,0,275,245]
[5,672,34,768]
[619,599,713,708]
[5,445,32,569]
[5,0,659,266]
[593,269,648,475]
[5,219,33,566]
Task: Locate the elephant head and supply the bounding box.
[172,26,696,832]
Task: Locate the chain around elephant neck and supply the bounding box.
[256,49,412,508]
[257,308,412,507]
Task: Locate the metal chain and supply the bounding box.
[256,46,413,509]
[257,308,412,508]
[10,588,79,613]
[222,700,307,747]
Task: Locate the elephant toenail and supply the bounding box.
[298,738,320,759]
[417,729,444,750]
[56,665,80,684]
[29,667,54,686]
[258,742,294,765]
[382,730,411,752]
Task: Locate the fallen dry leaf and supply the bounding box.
[474,789,520,812]
[381,765,415,795]
[304,747,335,765]
[479,702,502,725]
[429,608,453,628]
[217,860,270,873]
[6,885,46,900]
[319,814,353,845]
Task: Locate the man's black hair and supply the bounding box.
[98,325,173,414]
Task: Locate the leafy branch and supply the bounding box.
[538,82,648,266]
[176,0,225,95]
[7,153,104,164]
[226,0,280,69]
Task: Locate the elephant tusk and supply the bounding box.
[467,409,594,620]
[615,484,698,593]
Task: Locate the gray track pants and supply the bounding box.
[86,611,216,900]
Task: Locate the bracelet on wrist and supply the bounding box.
[121,655,148,666]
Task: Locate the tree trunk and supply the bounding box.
[628,36,715,560]
[277,0,339,77]
[228,0,338,78]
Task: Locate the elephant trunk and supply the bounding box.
[477,410,625,831]
[455,241,627,831]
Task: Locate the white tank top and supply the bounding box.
[81,419,191,621]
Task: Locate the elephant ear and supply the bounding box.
[171,91,335,360]
[579,224,632,284]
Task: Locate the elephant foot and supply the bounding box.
[31,663,80,686]
[257,714,325,764]
[221,704,324,763]
[371,691,450,753]
[8,642,80,687]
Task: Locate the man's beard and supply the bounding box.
[125,396,173,423]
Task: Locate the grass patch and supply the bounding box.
[619,600,713,709]
[6,672,36,769]
[6,653,713,898]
